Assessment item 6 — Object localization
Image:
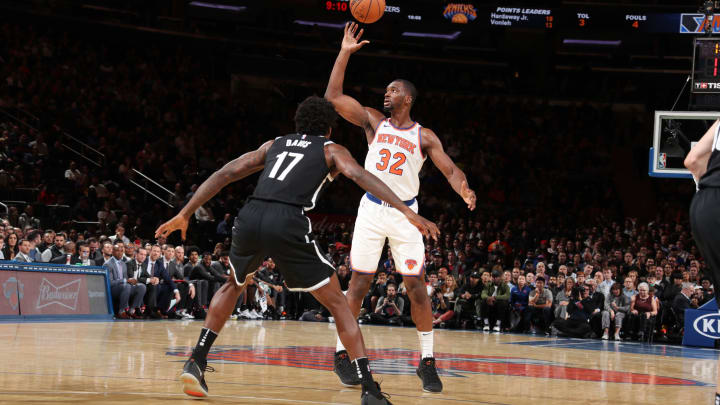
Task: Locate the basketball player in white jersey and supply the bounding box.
[324,23,476,393]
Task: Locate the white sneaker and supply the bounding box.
[482,325,490,332]
[614,333,621,341]
[250,310,262,319]
[602,332,609,340]
[240,309,251,319]
[493,325,501,332]
[229,314,238,320]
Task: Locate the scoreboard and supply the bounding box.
[317,1,720,34]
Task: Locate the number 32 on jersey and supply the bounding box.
[376,148,406,176]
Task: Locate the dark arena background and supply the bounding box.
[1,0,720,404]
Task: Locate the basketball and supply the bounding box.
[350,0,385,24]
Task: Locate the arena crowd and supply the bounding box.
[0,21,709,342]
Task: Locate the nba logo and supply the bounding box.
[658,153,666,169]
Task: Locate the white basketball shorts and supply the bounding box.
[349,193,425,277]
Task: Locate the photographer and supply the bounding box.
[368,283,404,326]
[432,275,458,327]
[552,285,593,338]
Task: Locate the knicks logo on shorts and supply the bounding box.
[405,259,417,270]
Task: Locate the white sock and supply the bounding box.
[336,336,346,353]
[418,330,434,359]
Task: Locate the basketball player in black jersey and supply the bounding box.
[685,119,720,405]
[155,96,438,405]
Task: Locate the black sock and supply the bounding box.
[353,357,376,390]
[192,328,218,363]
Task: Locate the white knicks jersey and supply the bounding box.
[364,119,426,201]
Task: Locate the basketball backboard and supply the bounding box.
[650,111,720,179]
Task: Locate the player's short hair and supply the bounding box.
[395,79,418,106]
[294,96,337,136]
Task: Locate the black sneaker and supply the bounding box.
[333,350,362,387]
[416,357,443,393]
[180,357,214,398]
[361,381,392,405]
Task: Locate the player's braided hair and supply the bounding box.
[294,96,338,136]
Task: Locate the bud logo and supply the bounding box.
[692,312,720,339]
[3,277,24,310]
[36,278,81,310]
[443,3,477,24]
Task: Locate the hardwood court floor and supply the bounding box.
[0,319,716,404]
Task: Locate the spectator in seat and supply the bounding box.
[622,277,637,300]
[366,271,388,314]
[13,239,32,262]
[510,274,532,332]
[96,241,113,266]
[50,241,76,265]
[40,232,66,262]
[480,270,510,332]
[453,272,483,328]
[38,231,54,253]
[601,283,630,341]
[369,283,404,325]
[152,244,182,316]
[255,257,287,317]
[87,238,102,264]
[663,271,683,304]
[336,264,351,292]
[554,277,576,321]
[74,241,93,266]
[190,252,226,301]
[184,247,209,309]
[123,242,136,262]
[109,225,130,245]
[672,282,698,327]
[165,247,196,320]
[216,213,233,240]
[528,276,553,334]
[26,231,42,261]
[598,267,615,298]
[585,279,604,337]
[105,242,145,319]
[698,277,714,305]
[432,275,458,327]
[3,232,18,260]
[628,282,658,341]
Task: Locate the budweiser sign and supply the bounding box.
[36,278,82,311]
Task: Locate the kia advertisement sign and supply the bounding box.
[0,263,111,318]
[692,312,720,339]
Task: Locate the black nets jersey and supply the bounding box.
[699,124,720,189]
[251,134,334,210]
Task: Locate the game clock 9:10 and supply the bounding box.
[326,1,348,12]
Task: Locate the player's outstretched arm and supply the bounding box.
[155,140,273,240]
[328,143,439,240]
[324,22,384,140]
[422,128,476,210]
[685,119,720,182]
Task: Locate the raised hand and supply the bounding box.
[341,22,370,54]
[461,180,477,211]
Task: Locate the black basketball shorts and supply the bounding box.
[690,187,720,291]
[228,199,335,291]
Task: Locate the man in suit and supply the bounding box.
[153,244,181,316]
[165,245,195,318]
[13,239,33,262]
[585,279,605,337]
[104,242,146,319]
[672,282,698,327]
[95,241,113,266]
[127,246,157,318]
[184,247,209,308]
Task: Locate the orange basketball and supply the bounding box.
[350,0,385,24]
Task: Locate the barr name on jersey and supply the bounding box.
[375,133,417,155]
[286,139,312,148]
